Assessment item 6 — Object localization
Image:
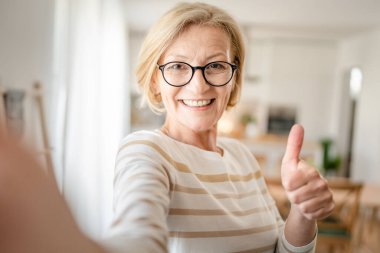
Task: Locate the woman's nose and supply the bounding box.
[187,69,210,93]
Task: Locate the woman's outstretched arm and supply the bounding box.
[0,133,107,253]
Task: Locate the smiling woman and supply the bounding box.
[103,2,334,253]
[0,2,335,253]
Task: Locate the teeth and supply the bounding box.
[183,99,212,107]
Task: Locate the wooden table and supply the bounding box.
[242,134,322,176]
[360,183,380,222]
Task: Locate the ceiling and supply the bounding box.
[124,0,380,39]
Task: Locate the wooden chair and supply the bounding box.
[265,176,363,253]
[317,179,363,253]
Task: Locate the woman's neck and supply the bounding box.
[160,123,223,155]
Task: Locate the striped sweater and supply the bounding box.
[102,130,316,253]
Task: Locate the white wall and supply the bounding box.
[337,29,380,183]
[0,0,55,147]
[0,0,54,89]
[243,36,339,142]
[270,39,338,140]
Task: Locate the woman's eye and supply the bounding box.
[208,63,226,70]
[167,63,186,70]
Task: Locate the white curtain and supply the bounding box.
[50,0,129,239]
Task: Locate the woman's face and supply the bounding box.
[156,25,235,133]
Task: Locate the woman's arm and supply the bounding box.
[0,134,107,253]
[101,140,171,253]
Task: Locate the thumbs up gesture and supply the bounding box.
[281,124,334,221]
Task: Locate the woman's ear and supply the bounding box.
[151,71,161,98]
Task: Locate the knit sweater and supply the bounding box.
[102,130,316,253]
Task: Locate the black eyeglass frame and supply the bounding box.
[157,61,238,87]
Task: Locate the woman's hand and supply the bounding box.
[0,133,106,253]
[281,124,334,221]
[280,124,335,246]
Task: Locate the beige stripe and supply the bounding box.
[116,151,172,190]
[232,243,277,253]
[119,140,262,183]
[152,237,167,253]
[127,173,169,190]
[131,217,168,252]
[135,218,168,253]
[195,170,262,183]
[118,141,190,172]
[172,184,268,199]
[169,206,272,216]
[169,223,277,238]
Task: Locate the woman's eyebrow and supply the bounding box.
[164,54,189,61]
[206,52,227,61]
[164,52,228,63]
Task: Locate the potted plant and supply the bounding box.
[320,138,341,177]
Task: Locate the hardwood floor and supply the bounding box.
[352,208,379,253]
[316,208,380,253]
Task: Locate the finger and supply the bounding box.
[282,161,319,191]
[297,192,334,218]
[282,124,304,166]
[301,202,335,221]
[287,174,330,204]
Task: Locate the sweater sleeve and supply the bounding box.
[276,222,317,253]
[264,183,316,253]
[101,140,171,253]
[267,187,316,253]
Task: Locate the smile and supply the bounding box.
[181,99,214,107]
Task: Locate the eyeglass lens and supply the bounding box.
[161,61,235,86]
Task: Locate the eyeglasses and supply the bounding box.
[158,61,237,87]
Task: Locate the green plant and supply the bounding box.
[320,138,341,173]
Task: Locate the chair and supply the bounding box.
[265,176,363,253]
[317,179,363,253]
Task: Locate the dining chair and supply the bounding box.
[317,179,363,253]
[265,176,364,253]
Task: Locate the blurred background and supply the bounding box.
[0,0,379,252]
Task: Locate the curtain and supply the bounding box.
[51,0,129,239]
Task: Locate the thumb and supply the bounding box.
[282,124,304,169]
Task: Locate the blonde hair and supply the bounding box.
[135,2,246,114]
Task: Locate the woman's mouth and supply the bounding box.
[181,99,214,107]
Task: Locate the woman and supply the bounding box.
[0,2,333,253]
[104,2,334,253]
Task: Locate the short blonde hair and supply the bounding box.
[136,2,246,114]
